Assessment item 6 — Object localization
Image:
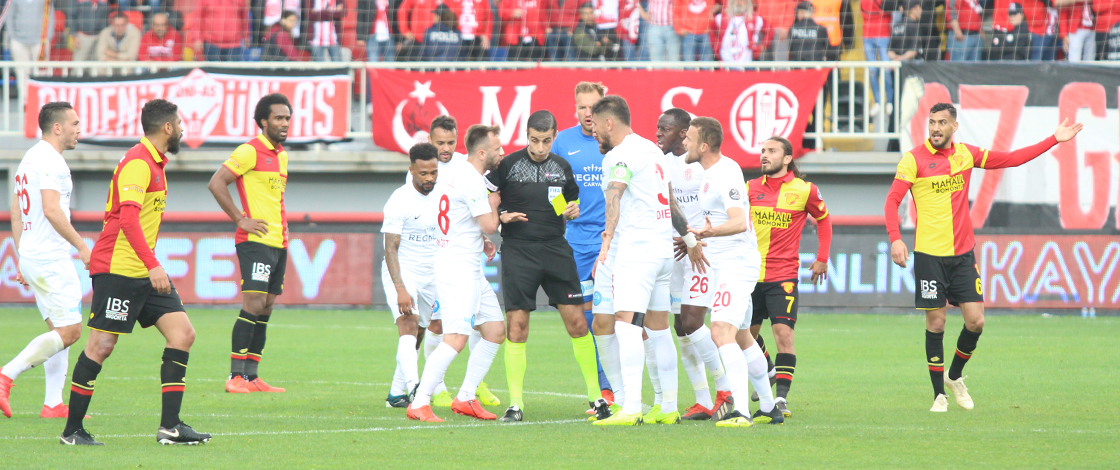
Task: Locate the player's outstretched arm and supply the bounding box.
[978,119,1083,170]
[41,189,92,268]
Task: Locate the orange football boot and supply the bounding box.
[407,405,444,422]
[246,378,286,393]
[452,398,496,420]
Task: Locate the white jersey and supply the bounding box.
[431,158,491,272]
[405,152,467,184]
[605,134,674,260]
[381,183,438,277]
[667,151,705,228]
[14,141,73,262]
[699,156,758,267]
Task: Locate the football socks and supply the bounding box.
[744,343,775,413]
[614,321,644,415]
[230,310,257,377]
[397,335,420,391]
[245,314,270,381]
[413,342,458,407]
[595,333,624,404]
[775,353,796,399]
[504,341,528,409]
[678,334,713,409]
[160,348,189,429]
[42,347,69,408]
[585,309,611,391]
[570,333,601,402]
[717,344,751,413]
[687,326,731,392]
[756,334,776,372]
[948,326,982,381]
[457,339,499,402]
[648,328,678,413]
[2,329,65,381]
[64,352,102,436]
[644,338,662,407]
[926,330,946,398]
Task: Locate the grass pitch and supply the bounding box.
[0,308,1116,469]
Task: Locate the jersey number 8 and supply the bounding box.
[437,194,450,235]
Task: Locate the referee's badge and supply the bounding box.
[548,186,562,204]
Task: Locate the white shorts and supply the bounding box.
[613,256,673,314]
[670,258,713,314]
[20,257,83,328]
[436,269,503,336]
[591,254,615,315]
[381,264,439,328]
[707,264,759,330]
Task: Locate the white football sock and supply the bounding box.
[644,338,661,407]
[412,342,458,408]
[42,347,68,407]
[397,335,419,392]
[594,334,624,404]
[390,364,408,396]
[1,330,65,381]
[456,338,499,401]
[718,343,751,414]
[648,328,678,413]
[614,321,644,416]
[687,325,730,392]
[744,343,775,413]
[424,331,448,394]
[678,335,713,408]
[468,329,482,353]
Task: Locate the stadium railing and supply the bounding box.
[1,60,902,149]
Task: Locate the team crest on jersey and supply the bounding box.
[785,193,800,205]
[684,168,693,180]
[781,282,795,294]
[729,189,740,200]
[612,167,628,178]
[703,182,709,193]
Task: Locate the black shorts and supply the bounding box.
[236,242,287,295]
[751,279,800,329]
[88,274,185,334]
[913,250,984,309]
[500,239,584,311]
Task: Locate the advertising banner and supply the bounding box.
[900,63,1120,231]
[369,68,830,168]
[0,232,373,305]
[24,68,351,148]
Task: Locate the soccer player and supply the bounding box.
[588,95,703,426]
[552,81,613,401]
[406,125,507,422]
[659,108,736,421]
[486,110,608,422]
[0,102,91,420]
[62,99,211,445]
[885,103,1082,412]
[406,115,500,408]
[382,143,441,407]
[683,117,783,428]
[209,93,292,394]
[746,136,832,418]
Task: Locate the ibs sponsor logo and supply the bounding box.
[251,262,272,282]
[105,297,130,321]
[729,84,799,154]
[920,280,939,300]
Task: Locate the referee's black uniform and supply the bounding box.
[487,147,584,311]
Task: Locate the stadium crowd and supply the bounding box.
[2,0,1118,64]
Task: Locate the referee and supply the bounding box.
[487,110,608,422]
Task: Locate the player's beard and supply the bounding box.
[269,125,289,144]
[597,135,614,154]
[167,132,182,154]
[418,181,435,194]
[761,159,783,176]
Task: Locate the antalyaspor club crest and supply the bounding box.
[167,69,224,149]
[729,83,799,154]
[392,80,450,151]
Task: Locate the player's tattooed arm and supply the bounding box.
[602,181,625,240]
[384,233,405,289]
[667,183,689,237]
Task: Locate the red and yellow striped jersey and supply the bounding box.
[747,172,831,282]
[89,138,168,278]
[224,135,288,249]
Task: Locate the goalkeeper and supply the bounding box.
[486,110,608,423]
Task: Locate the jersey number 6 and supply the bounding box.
[15,174,30,216]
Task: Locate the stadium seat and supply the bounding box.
[124,10,144,32]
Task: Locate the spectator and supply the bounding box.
[757,0,797,60]
[262,10,302,60]
[990,2,1030,60]
[545,0,581,60]
[397,0,441,60]
[947,0,985,61]
[139,12,184,62]
[97,13,142,62]
[616,0,643,60]
[448,0,494,60]
[66,0,112,68]
[257,0,302,46]
[675,0,716,61]
[714,0,771,62]
[811,0,853,60]
[639,0,680,61]
[1091,0,1120,60]
[788,1,828,61]
[862,0,894,116]
[993,0,1053,60]
[500,0,546,61]
[190,0,250,61]
[1056,0,1095,61]
[574,1,618,59]
[422,4,462,60]
[888,0,923,61]
[357,0,395,61]
[4,0,54,89]
[303,0,346,61]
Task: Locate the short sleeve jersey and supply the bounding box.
[605,134,674,261]
[431,159,491,271]
[14,141,74,261]
[747,171,829,282]
[88,138,169,278]
[894,139,990,257]
[381,183,438,277]
[405,152,467,184]
[667,151,705,228]
[224,134,289,249]
[698,156,757,269]
[554,125,607,246]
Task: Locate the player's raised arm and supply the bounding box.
[975,119,1083,170]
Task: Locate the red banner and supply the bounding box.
[976,235,1120,310]
[25,68,350,148]
[369,68,830,168]
[0,232,374,305]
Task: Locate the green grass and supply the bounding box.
[1,308,1117,469]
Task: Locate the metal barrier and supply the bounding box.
[1,60,902,149]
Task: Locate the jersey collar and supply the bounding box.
[140,137,166,165]
[924,138,956,156]
[761,170,796,187]
[256,134,280,152]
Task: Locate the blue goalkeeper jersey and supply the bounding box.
[553,125,605,246]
